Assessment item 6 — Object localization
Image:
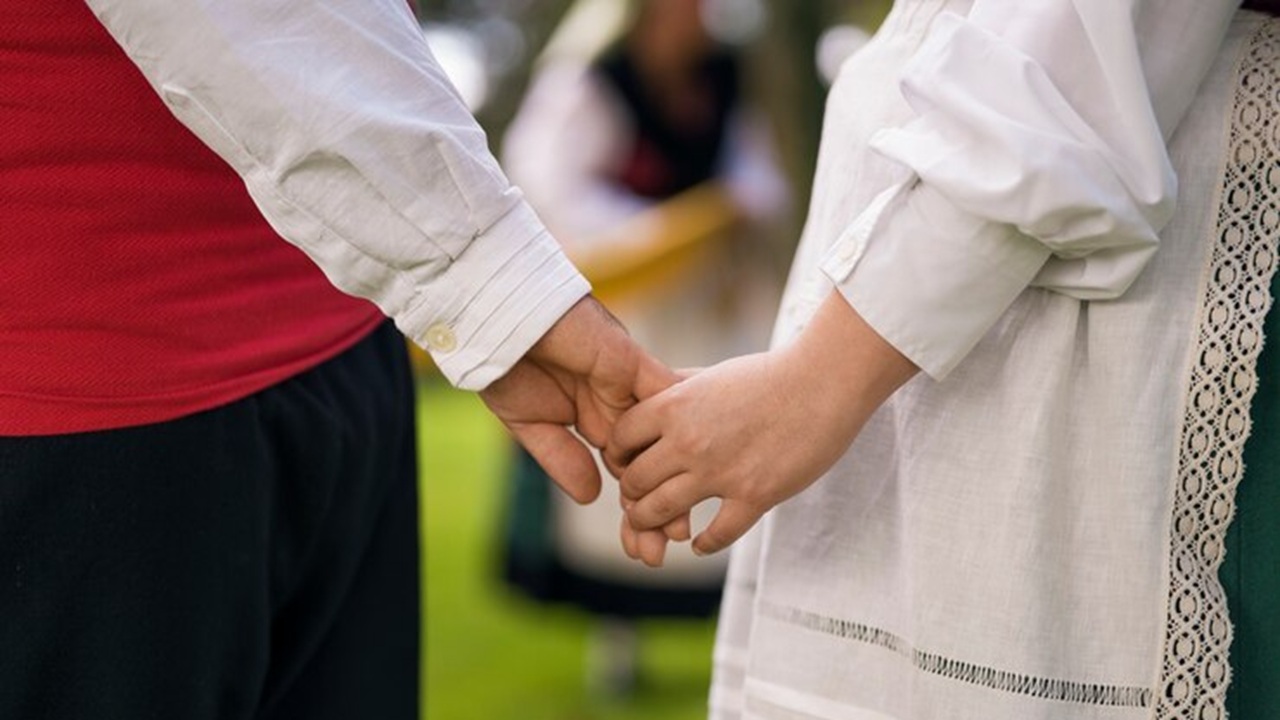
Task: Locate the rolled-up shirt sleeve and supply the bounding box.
[83,0,590,390]
[821,0,1238,379]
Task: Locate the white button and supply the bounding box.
[425,323,457,353]
[837,234,862,262]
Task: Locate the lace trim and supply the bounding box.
[760,602,1152,708]
[1153,17,1280,720]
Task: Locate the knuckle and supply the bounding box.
[670,432,706,459]
[649,496,676,520]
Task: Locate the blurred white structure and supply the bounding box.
[816,23,871,85]
[421,23,490,110]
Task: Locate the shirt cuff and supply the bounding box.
[400,201,591,390]
[821,182,1050,379]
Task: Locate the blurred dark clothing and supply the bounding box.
[598,46,741,199]
[502,448,723,619]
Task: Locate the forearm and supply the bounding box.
[778,291,919,460]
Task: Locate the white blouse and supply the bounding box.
[82,0,590,390]
[818,0,1239,378]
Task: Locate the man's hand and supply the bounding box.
[478,295,678,503]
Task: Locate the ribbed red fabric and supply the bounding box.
[0,4,385,435]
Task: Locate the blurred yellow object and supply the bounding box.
[408,182,740,377]
[407,340,437,376]
[569,182,741,304]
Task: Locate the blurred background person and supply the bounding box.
[497,0,788,697]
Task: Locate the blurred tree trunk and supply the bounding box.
[476,0,577,151]
[413,0,577,153]
[748,0,890,259]
[415,0,447,17]
[744,1,829,260]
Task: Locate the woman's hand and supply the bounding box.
[606,292,919,557]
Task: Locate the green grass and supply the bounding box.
[417,378,716,720]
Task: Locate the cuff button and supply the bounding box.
[425,323,458,353]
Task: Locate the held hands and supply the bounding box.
[607,292,920,559]
[478,291,917,565]
[478,295,681,564]
[479,295,676,499]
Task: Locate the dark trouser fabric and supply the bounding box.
[1221,267,1280,719]
[0,321,419,720]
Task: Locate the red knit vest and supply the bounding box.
[0,4,385,435]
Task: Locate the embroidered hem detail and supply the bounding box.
[761,602,1152,708]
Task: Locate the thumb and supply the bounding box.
[692,500,760,557]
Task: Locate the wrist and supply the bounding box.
[527,295,624,368]
[786,292,919,438]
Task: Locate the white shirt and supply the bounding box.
[816,0,1240,378]
[83,0,590,391]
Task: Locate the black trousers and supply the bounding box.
[0,322,419,720]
